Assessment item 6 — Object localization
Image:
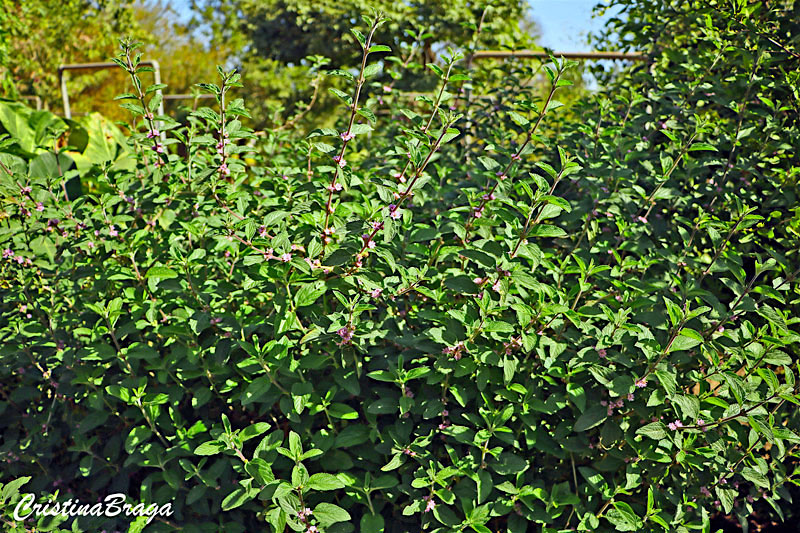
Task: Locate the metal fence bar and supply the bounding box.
[470,50,647,62]
[57,61,164,119]
[20,95,42,110]
[162,94,215,101]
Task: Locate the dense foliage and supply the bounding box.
[1,1,800,532]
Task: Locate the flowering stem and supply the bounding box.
[345,122,453,275]
[510,164,568,258]
[322,17,383,241]
[696,208,750,285]
[122,44,165,166]
[463,67,563,242]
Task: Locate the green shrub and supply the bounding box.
[1,3,799,532]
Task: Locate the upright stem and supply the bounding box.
[322,18,383,241]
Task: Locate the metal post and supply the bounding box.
[20,95,42,111]
[57,61,165,119]
[468,50,647,62]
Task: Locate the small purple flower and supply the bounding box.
[492,279,502,293]
[280,253,292,262]
[598,348,607,358]
[108,225,118,237]
[21,186,32,194]
[635,215,647,223]
[627,393,634,401]
[390,208,402,220]
[340,131,355,141]
[219,163,230,176]
[36,202,44,211]
[297,507,312,520]
[423,495,436,513]
[337,326,354,345]
[146,129,160,139]
[333,155,346,168]
[511,153,521,161]
[700,486,711,497]
[667,420,683,431]
[635,378,647,388]
[370,288,382,298]
[2,248,12,259]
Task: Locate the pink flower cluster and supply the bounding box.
[3,249,33,267]
[423,495,436,513]
[503,337,521,355]
[362,233,376,249]
[667,420,684,431]
[601,398,626,417]
[337,325,355,346]
[442,341,465,360]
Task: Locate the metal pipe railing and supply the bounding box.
[58,61,164,119]
[162,94,215,101]
[20,95,43,110]
[469,50,647,62]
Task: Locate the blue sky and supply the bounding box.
[529,0,619,50]
[169,0,617,51]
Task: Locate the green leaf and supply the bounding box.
[361,513,385,533]
[606,502,643,531]
[574,405,607,432]
[145,266,178,279]
[313,502,351,527]
[295,281,326,307]
[221,486,253,511]
[307,473,345,491]
[669,333,701,352]
[194,440,225,456]
[433,504,460,526]
[369,44,392,53]
[124,426,152,454]
[741,467,769,488]
[429,64,444,78]
[688,142,717,152]
[241,422,270,442]
[245,458,275,485]
[716,486,737,514]
[528,224,567,238]
[636,422,667,440]
[1,476,31,503]
[328,403,359,419]
[671,394,700,420]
